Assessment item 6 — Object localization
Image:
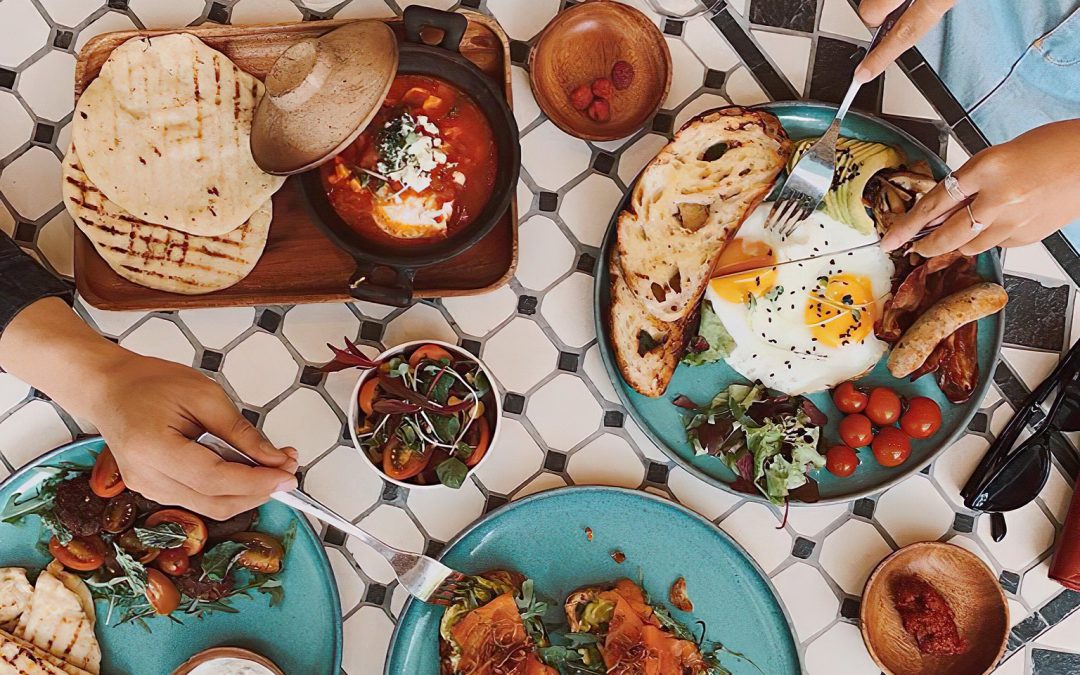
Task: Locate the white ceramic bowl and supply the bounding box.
[347,339,502,490]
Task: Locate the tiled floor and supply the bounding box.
[0,0,1078,673]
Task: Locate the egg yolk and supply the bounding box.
[804,273,875,347]
[710,238,778,304]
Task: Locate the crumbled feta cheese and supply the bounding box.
[452,171,466,186]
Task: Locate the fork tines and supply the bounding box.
[429,570,469,606]
[765,194,814,239]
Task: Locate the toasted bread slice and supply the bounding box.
[615,107,790,323]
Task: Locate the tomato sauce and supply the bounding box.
[321,74,497,246]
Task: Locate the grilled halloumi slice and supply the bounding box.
[0,570,32,632]
[14,565,99,675]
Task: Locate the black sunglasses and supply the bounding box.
[961,339,1080,541]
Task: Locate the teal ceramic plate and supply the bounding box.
[595,102,1004,505]
[386,486,800,674]
[0,437,342,675]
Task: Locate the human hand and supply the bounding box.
[881,120,1080,256]
[854,0,957,83]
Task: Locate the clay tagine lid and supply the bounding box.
[251,20,398,175]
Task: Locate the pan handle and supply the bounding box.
[402,5,467,54]
[348,263,415,307]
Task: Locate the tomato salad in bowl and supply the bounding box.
[347,340,500,489]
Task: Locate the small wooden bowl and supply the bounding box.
[172,647,285,675]
[528,0,670,141]
[861,542,1008,675]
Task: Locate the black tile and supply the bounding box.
[558,351,579,372]
[663,19,684,36]
[704,68,726,89]
[485,495,508,512]
[381,481,400,502]
[712,8,797,100]
[207,2,230,23]
[53,30,74,50]
[852,497,875,518]
[323,526,346,546]
[1040,590,1080,625]
[503,392,526,414]
[577,252,597,275]
[13,222,36,244]
[509,40,530,65]
[1042,232,1080,288]
[257,309,282,332]
[425,539,445,557]
[364,583,388,605]
[30,388,50,401]
[904,64,967,124]
[241,408,261,425]
[952,513,974,533]
[461,0,481,7]
[968,411,989,433]
[994,361,1030,410]
[603,410,624,428]
[791,537,815,559]
[952,116,991,154]
[1003,274,1069,351]
[538,192,558,212]
[200,350,224,372]
[360,320,383,341]
[300,365,324,385]
[592,152,616,175]
[0,68,15,90]
[897,48,925,73]
[999,570,1021,594]
[1010,612,1048,643]
[1033,648,1080,674]
[651,111,674,134]
[749,0,817,32]
[107,0,127,8]
[920,464,931,475]
[544,450,567,472]
[646,462,669,484]
[32,122,54,144]
[839,596,860,620]
[517,294,538,315]
[880,115,947,160]
[809,37,881,112]
[460,338,482,357]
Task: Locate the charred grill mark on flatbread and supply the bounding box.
[233,65,241,122]
[214,53,222,105]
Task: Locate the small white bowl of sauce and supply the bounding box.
[172,647,284,675]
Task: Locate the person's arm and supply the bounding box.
[854,0,957,83]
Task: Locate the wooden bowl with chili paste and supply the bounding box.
[861,541,1008,675]
[299,6,519,307]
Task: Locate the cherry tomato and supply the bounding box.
[866,387,902,426]
[382,437,431,481]
[839,414,874,448]
[231,532,285,574]
[872,427,912,467]
[826,445,860,478]
[49,535,106,571]
[89,447,125,498]
[145,509,208,556]
[155,547,190,576]
[358,378,379,416]
[832,381,868,414]
[407,344,453,368]
[901,397,942,439]
[145,568,180,615]
[101,492,137,534]
[117,528,159,564]
[463,417,491,468]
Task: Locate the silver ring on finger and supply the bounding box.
[943,173,969,202]
[966,203,987,233]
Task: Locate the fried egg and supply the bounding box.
[372,190,453,239]
[705,204,894,395]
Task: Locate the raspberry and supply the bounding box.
[591,77,614,98]
[587,98,611,123]
[611,60,634,90]
[569,84,593,111]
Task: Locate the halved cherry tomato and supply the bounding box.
[358,378,379,416]
[231,532,285,574]
[408,344,453,368]
[89,447,125,498]
[145,568,180,615]
[155,547,190,576]
[832,381,868,414]
[101,493,137,533]
[901,396,942,439]
[49,535,106,571]
[118,528,159,564]
[872,427,912,467]
[866,387,902,426]
[463,417,491,468]
[382,437,431,481]
[145,509,208,556]
[839,414,873,448]
[825,445,860,477]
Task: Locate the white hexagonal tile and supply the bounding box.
[0,0,49,67]
[510,66,541,130]
[324,366,364,414]
[325,547,366,613]
[347,505,425,583]
[946,134,971,172]
[542,272,595,348]
[398,0,455,9]
[351,299,396,320]
[883,64,938,119]
[528,374,602,450]
[332,0,396,19]
[0,203,14,237]
[39,0,102,27]
[582,344,619,404]
[786,503,848,537]
[0,93,32,160]
[488,0,558,40]
[282,303,360,362]
[442,286,517,336]
[819,519,893,594]
[119,317,196,365]
[623,417,670,464]
[177,307,255,350]
[1040,463,1073,524]
[770,563,839,640]
[0,374,31,414]
[263,388,341,465]
[1003,346,1060,390]
[977,500,1056,571]
[408,478,486,541]
[302,445,383,520]
[991,649,1027,675]
[36,210,74,277]
[684,17,740,71]
[933,433,991,507]
[380,302,456,348]
[19,50,77,122]
[483,318,556,393]
[0,147,62,220]
[944,533,996,571]
[474,417,545,495]
[616,133,668,185]
[875,476,953,547]
[719,502,791,574]
[750,30,811,96]
[664,38,704,108]
[74,299,147,336]
[1035,598,1080,650]
[667,466,741,520]
[819,0,872,40]
[989,401,1015,436]
[389,582,409,618]
[560,173,623,248]
[128,0,204,28]
[567,433,645,488]
[1019,560,1060,608]
[512,471,568,500]
[674,92,729,131]
[521,121,591,190]
[231,0,303,24]
[804,622,879,675]
[0,461,8,482]
[0,401,73,468]
[222,332,298,406]
[516,215,575,291]
[342,605,393,675]
[517,178,533,213]
[725,67,769,106]
[75,11,137,53]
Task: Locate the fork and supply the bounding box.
[763,0,913,238]
[197,432,467,606]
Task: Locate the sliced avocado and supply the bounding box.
[579,598,616,632]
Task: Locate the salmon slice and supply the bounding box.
[449,593,555,675]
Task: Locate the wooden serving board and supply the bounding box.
[73,13,517,310]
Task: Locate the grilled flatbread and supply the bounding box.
[63,146,271,294]
[0,570,32,632]
[0,629,92,675]
[14,567,99,675]
[72,33,284,236]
